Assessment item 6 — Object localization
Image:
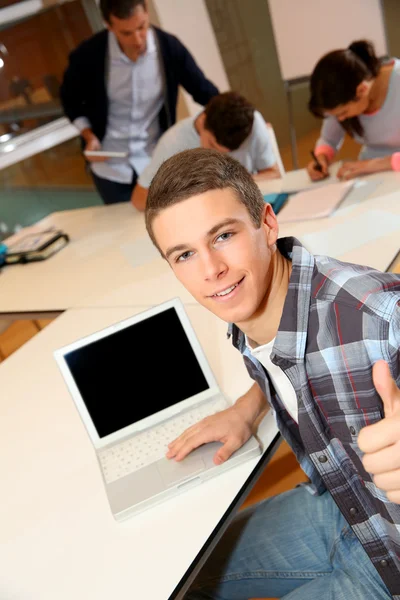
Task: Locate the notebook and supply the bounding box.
[4,229,69,264]
[54,298,261,520]
[277,181,355,224]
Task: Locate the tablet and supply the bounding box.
[84,150,128,158]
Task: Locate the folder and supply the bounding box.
[277,181,354,224]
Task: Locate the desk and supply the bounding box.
[0,303,279,600]
[1,168,399,598]
[0,203,188,320]
[0,170,400,320]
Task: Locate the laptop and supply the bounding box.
[54,298,261,521]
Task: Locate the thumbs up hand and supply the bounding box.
[358,361,400,504]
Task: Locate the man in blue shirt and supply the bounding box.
[60,0,218,205]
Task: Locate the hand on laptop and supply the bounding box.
[166,383,267,465]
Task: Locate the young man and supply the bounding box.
[60,0,218,205]
[145,148,400,599]
[131,92,280,210]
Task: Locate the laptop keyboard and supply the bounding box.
[98,397,228,484]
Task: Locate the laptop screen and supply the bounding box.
[64,307,210,438]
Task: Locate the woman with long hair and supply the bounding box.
[307,40,400,180]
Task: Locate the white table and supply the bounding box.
[70,183,400,312]
[0,203,174,319]
[1,169,399,599]
[0,304,279,600]
[0,170,399,320]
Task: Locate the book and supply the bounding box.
[277,181,355,224]
[4,230,69,264]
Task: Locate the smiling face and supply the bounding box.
[152,188,279,326]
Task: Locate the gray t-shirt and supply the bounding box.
[139,110,276,188]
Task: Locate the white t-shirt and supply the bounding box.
[249,337,298,423]
[138,110,277,188]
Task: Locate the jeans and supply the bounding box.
[186,487,391,600]
[91,170,137,205]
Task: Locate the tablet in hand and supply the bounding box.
[84,150,128,158]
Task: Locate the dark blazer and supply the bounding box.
[60,27,219,141]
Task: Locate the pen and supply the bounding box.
[310,150,323,173]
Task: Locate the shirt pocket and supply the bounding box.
[326,407,382,473]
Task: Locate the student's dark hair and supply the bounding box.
[308,40,381,137]
[100,0,146,22]
[145,148,265,254]
[204,92,255,151]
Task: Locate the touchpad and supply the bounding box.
[157,455,206,488]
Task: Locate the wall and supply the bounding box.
[383,0,400,57]
[150,0,229,116]
[206,0,400,152]
[0,0,92,102]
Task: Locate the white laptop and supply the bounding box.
[54,298,261,521]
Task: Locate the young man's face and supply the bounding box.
[152,188,278,325]
[107,5,149,61]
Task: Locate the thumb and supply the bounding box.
[373,360,400,418]
[214,439,240,465]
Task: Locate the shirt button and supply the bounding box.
[349,426,356,435]
[349,507,358,517]
[380,560,388,568]
[318,455,328,463]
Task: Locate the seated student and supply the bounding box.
[145,148,400,600]
[131,92,280,210]
[307,40,400,181]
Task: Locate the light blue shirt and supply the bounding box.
[138,110,277,188]
[74,28,164,183]
[316,58,400,160]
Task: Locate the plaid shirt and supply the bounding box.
[230,237,400,598]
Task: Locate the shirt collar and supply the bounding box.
[229,237,315,366]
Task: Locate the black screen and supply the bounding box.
[65,308,209,438]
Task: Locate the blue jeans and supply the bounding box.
[186,487,391,599]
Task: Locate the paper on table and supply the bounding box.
[300,209,400,259]
[3,224,56,247]
[278,181,354,223]
[257,162,342,195]
[280,169,340,193]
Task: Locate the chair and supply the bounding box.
[267,123,285,177]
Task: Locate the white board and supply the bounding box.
[268,0,388,81]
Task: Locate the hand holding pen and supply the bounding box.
[307,150,329,181]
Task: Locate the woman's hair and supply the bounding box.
[308,40,381,137]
